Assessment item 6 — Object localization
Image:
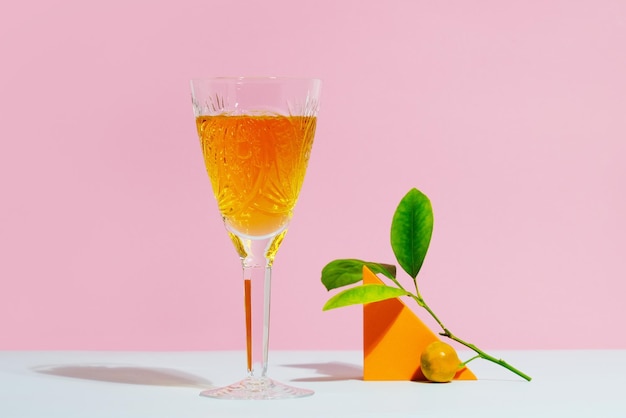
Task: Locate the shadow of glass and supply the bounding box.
[283,361,363,382]
[33,364,213,389]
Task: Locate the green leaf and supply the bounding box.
[321,259,396,291]
[390,188,434,279]
[322,284,408,310]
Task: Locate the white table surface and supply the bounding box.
[1,350,624,417]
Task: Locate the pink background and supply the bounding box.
[1,0,625,351]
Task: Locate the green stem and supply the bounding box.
[445,332,532,381]
[461,354,481,366]
[407,293,532,382]
[407,293,446,334]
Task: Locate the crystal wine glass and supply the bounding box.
[190,77,321,400]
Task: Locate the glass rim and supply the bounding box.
[190,76,321,83]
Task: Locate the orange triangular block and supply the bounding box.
[363,266,476,381]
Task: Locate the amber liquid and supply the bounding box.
[196,114,317,238]
[244,278,252,371]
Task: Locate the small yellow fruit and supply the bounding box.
[420,341,461,383]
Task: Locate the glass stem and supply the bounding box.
[232,229,286,381]
[241,238,274,380]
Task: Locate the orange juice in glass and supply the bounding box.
[190,77,321,400]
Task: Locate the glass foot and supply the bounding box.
[200,376,314,400]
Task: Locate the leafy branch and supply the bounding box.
[321,188,531,382]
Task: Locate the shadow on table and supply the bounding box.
[284,361,363,382]
[33,364,213,388]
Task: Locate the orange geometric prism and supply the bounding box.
[363,266,476,381]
